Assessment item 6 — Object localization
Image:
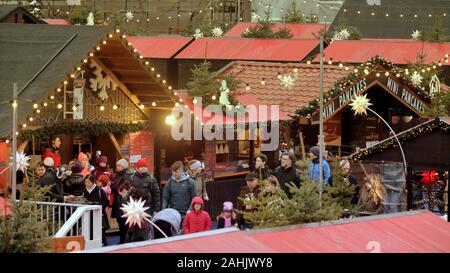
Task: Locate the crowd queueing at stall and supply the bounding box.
[25,136,359,246]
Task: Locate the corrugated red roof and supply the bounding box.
[174,38,319,61]
[95,210,450,253]
[43,19,71,25]
[224,23,329,39]
[219,61,350,116]
[314,39,450,65]
[126,36,193,59]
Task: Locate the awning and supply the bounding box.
[126,36,193,59]
[91,210,450,253]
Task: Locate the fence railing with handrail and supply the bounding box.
[20,201,103,250]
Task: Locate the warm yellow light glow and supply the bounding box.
[33,103,38,109]
[100,105,105,111]
[113,105,118,110]
[165,115,176,125]
[57,104,62,109]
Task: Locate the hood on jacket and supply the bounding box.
[172,171,190,183]
[190,196,204,212]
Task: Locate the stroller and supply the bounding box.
[150,208,182,239]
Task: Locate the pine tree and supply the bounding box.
[186,61,220,106]
[285,1,305,23]
[421,15,450,43]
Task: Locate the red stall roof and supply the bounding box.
[92,210,450,253]
[43,19,71,25]
[175,38,319,62]
[224,23,329,39]
[126,37,193,59]
[314,39,450,65]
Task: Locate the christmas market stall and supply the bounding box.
[350,117,449,217]
[0,23,179,193]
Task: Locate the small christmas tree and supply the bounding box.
[420,15,450,43]
[285,0,305,23]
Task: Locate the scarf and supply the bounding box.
[224,215,232,228]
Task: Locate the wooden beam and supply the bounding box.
[91,56,149,119]
[18,140,29,153]
[107,133,124,159]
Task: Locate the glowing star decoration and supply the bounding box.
[280,74,295,89]
[15,152,31,172]
[121,197,150,228]
[193,28,203,39]
[338,28,351,40]
[212,27,223,37]
[350,94,373,116]
[410,71,423,86]
[125,11,134,21]
[411,30,421,40]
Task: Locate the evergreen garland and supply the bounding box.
[295,55,439,118]
[18,121,150,141]
[241,20,293,39]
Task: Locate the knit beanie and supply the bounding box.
[310,146,320,157]
[223,201,233,212]
[78,152,88,161]
[135,159,147,169]
[116,158,129,169]
[98,173,111,186]
[71,160,83,174]
[43,157,54,167]
[98,155,108,164]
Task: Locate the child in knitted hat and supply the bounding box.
[216,201,237,229]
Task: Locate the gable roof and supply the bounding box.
[89,210,450,253]
[351,117,450,161]
[224,23,329,39]
[0,24,111,138]
[314,39,450,65]
[218,61,350,117]
[0,5,42,24]
[174,37,319,62]
[331,0,450,39]
[126,36,193,59]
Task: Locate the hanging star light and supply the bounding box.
[411,30,421,40]
[193,28,204,39]
[280,74,295,89]
[350,94,373,116]
[15,151,31,172]
[125,11,134,21]
[410,71,423,86]
[211,27,223,37]
[338,28,351,40]
[121,197,150,228]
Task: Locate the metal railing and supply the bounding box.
[21,201,103,249]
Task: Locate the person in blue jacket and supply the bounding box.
[307,146,331,189]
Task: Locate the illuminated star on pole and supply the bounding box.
[350,94,373,116]
[121,197,150,228]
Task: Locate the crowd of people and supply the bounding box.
[29,136,359,246]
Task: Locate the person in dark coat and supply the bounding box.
[38,157,64,203]
[162,161,196,225]
[64,160,85,197]
[111,158,133,244]
[273,152,300,197]
[254,153,271,180]
[237,173,261,230]
[83,174,110,246]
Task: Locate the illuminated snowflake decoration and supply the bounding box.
[125,11,134,21]
[212,27,223,37]
[410,71,423,87]
[411,30,421,40]
[193,28,203,39]
[121,197,150,228]
[333,28,351,41]
[350,94,373,116]
[280,74,295,89]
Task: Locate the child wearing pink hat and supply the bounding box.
[216,201,238,229]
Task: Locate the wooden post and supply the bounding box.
[298,130,305,160]
[107,133,124,159]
